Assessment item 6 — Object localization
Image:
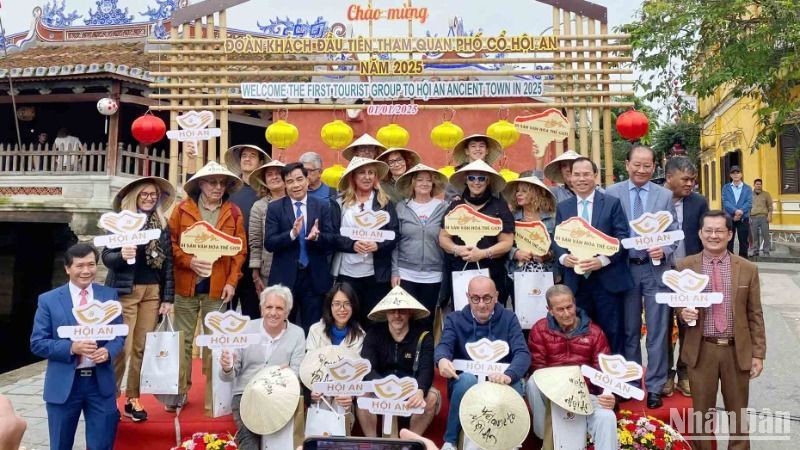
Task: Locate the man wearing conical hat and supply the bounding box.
[167,161,247,413]
[342,133,387,161]
[526,285,618,449]
[544,149,582,203]
[357,286,439,437]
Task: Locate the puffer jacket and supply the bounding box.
[102,222,175,302]
[528,308,609,371]
[168,194,247,298]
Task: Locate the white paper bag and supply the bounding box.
[262,419,294,450]
[211,347,233,417]
[452,267,489,311]
[140,317,180,395]
[513,271,554,329]
[552,403,588,449]
[304,402,346,438]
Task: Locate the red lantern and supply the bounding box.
[131,113,166,146]
[615,109,649,141]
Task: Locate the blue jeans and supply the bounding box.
[443,374,525,445]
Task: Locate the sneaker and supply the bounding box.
[124,398,148,422]
[441,443,457,450]
[676,378,692,397]
[661,378,675,397]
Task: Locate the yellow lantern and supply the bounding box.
[376,123,410,148]
[430,121,464,151]
[321,164,346,188]
[486,119,520,149]
[320,119,353,150]
[265,119,299,149]
[438,165,456,178]
[499,168,520,182]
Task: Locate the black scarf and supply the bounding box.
[462,186,493,207]
[142,212,166,270]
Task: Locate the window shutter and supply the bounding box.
[780,126,800,194]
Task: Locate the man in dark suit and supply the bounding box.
[554,157,633,356]
[663,156,709,397]
[721,165,753,259]
[678,210,765,450]
[265,162,334,332]
[30,243,124,450]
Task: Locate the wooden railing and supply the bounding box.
[0,142,178,179]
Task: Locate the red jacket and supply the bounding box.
[528,309,610,372]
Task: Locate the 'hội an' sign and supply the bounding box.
[340,210,396,242]
[195,310,262,349]
[57,299,129,341]
[581,354,645,400]
[655,269,723,326]
[225,34,559,55]
[620,211,685,266]
[240,80,543,101]
[94,211,162,265]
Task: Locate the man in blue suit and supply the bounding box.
[265,162,334,332]
[554,157,633,357]
[606,145,679,409]
[721,165,753,259]
[30,243,124,450]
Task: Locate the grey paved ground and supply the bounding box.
[3,262,799,449]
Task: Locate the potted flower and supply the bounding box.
[171,432,237,450]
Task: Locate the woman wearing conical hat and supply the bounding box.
[544,149,583,203]
[167,161,247,412]
[247,160,286,295]
[376,147,422,203]
[342,133,387,161]
[103,176,176,423]
[439,159,515,307]
[444,134,504,201]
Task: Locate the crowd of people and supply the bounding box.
[26,133,767,450]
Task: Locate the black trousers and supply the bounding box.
[728,218,750,259]
[231,271,260,319]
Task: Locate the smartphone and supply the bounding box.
[302,436,427,450]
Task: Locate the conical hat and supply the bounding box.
[112,176,176,212]
[337,157,390,191]
[448,159,506,194]
[342,133,387,161]
[248,160,287,191]
[459,382,531,450]
[452,134,504,166]
[368,285,430,322]
[299,345,359,389]
[224,144,271,175]
[502,175,556,206]
[395,163,448,198]
[532,365,594,415]
[240,366,301,435]
[182,161,243,196]
[544,149,581,183]
[376,147,422,173]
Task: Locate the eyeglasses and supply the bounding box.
[701,228,729,236]
[467,175,487,183]
[139,191,159,199]
[386,158,405,167]
[332,301,352,310]
[468,295,495,305]
[305,168,321,173]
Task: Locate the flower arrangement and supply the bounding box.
[614,410,690,450]
[170,432,237,450]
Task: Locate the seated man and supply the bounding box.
[526,285,618,450]
[358,286,439,437]
[435,276,530,450]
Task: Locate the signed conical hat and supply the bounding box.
[448,159,506,194]
[368,285,430,322]
[342,133,387,161]
[240,366,300,435]
[112,176,176,212]
[543,149,581,183]
[452,134,503,166]
[532,365,594,416]
[224,144,271,175]
[337,156,390,191]
[248,160,286,191]
[299,345,359,389]
[182,161,243,196]
[459,382,531,450]
[395,163,448,198]
[502,175,556,206]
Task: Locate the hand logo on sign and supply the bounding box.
[373,376,418,401]
[74,300,122,326]
[168,110,221,156]
[629,211,673,235]
[354,210,390,229]
[465,339,509,363]
[580,354,645,400]
[598,354,643,382]
[205,310,250,334]
[662,269,709,293]
[326,358,372,382]
[98,210,147,234]
[655,269,723,326]
[196,310,260,349]
[57,299,129,341]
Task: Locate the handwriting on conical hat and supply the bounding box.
[444,204,503,247]
[57,299,129,341]
[340,210,396,242]
[654,269,724,308]
[554,217,619,274]
[180,221,243,266]
[621,211,685,250]
[581,353,645,400]
[515,220,551,256]
[514,109,569,157]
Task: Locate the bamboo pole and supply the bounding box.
[168,22,180,188]
[601,22,614,187]
[148,55,633,66]
[563,9,576,151]
[589,19,602,176]
[577,15,589,156]
[219,10,229,160]
[553,6,564,157]
[148,90,634,100]
[147,68,634,77]
[149,101,635,111]
[205,14,217,163]
[148,79,636,89]
[148,44,633,55]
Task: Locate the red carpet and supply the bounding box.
[114,359,692,449]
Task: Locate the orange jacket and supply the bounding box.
[168,196,247,298]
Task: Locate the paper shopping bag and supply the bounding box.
[513,271,554,329]
[210,347,233,417]
[304,401,346,438]
[140,316,180,395]
[452,267,489,310]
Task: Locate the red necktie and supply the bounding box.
[711,259,727,333]
[79,289,88,306]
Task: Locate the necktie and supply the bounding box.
[580,199,590,221]
[295,201,309,267]
[79,289,88,306]
[711,259,727,333]
[632,188,647,259]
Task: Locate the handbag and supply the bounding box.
[451,263,489,311]
[140,315,181,395]
[513,271,554,329]
[210,347,233,417]
[304,397,346,438]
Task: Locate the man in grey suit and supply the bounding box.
[606,145,678,409]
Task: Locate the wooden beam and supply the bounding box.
[536,0,608,23]
[150,101,635,111]
[171,0,249,25]
[106,81,121,176]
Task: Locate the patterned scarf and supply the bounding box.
[143,212,166,269]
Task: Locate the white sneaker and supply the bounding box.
[441,443,457,450]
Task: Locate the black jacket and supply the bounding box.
[361,322,434,395]
[102,224,175,303]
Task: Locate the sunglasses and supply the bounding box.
[467,175,487,183]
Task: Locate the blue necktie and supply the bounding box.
[580,199,590,221]
[295,201,309,267]
[632,187,647,259]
